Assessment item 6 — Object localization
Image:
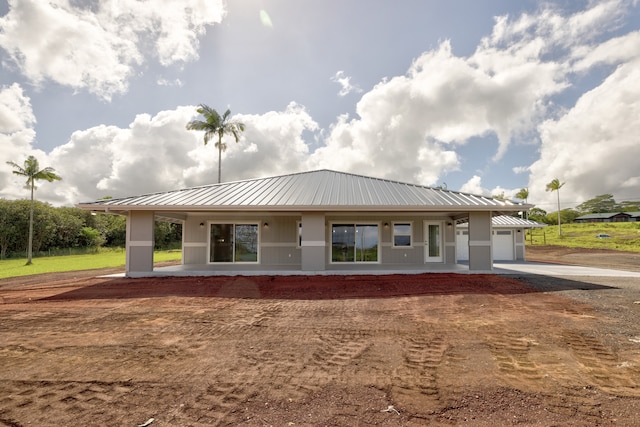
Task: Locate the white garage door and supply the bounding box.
[493,230,514,260]
[456,229,514,261]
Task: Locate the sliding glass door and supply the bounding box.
[331,224,379,263]
[209,223,258,263]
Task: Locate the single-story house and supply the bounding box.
[456,215,546,261]
[77,170,531,276]
[574,212,637,223]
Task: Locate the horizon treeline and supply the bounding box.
[0,199,181,260]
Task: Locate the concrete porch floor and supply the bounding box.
[107,261,640,278]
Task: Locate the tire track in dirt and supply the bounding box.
[563,330,640,396]
[391,330,449,410]
[0,380,135,425]
[482,325,545,387]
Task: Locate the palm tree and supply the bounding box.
[545,178,565,237]
[515,188,529,219]
[186,105,245,183]
[6,156,62,265]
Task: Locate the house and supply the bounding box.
[574,212,632,223]
[77,170,530,276]
[455,215,546,261]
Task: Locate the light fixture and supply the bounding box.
[199,222,204,229]
[263,222,269,228]
[447,222,453,228]
[384,222,389,229]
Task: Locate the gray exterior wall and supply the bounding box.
[171,211,489,272]
[126,211,155,275]
[468,211,493,271]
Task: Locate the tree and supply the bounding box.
[576,194,618,213]
[528,207,548,223]
[6,156,62,265]
[515,188,529,219]
[186,105,245,183]
[492,191,506,201]
[545,178,565,237]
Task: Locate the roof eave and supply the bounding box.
[77,203,527,212]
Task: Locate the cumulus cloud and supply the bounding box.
[331,71,362,97]
[0,83,47,198]
[528,55,640,209]
[0,0,224,100]
[32,104,317,205]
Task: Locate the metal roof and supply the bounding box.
[575,212,633,220]
[457,215,547,228]
[77,169,528,213]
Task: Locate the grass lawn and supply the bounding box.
[526,222,640,252]
[0,249,182,279]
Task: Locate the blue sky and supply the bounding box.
[1,0,639,213]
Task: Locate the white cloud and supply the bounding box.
[331,71,362,97]
[512,166,529,174]
[24,103,318,205]
[0,83,46,199]
[459,175,520,200]
[459,175,486,195]
[0,83,35,133]
[528,55,640,209]
[157,77,184,87]
[0,0,225,100]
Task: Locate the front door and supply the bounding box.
[424,221,443,263]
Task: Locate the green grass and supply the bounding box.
[0,248,182,279]
[526,222,640,252]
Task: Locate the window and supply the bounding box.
[209,223,258,263]
[393,222,412,247]
[331,224,379,262]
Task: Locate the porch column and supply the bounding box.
[126,210,155,276]
[515,228,526,260]
[468,211,492,271]
[301,212,326,271]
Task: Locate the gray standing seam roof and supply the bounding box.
[77,169,525,212]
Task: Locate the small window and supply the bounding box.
[496,230,512,236]
[297,222,302,247]
[393,222,412,247]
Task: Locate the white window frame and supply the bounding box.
[392,221,413,248]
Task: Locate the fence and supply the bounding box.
[526,230,546,245]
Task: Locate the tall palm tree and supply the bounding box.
[545,178,565,237]
[515,188,529,219]
[186,105,245,183]
[6,156,62,265]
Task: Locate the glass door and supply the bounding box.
[424,221,443,262]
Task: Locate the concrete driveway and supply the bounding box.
[492,261,640,277]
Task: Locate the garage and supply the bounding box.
[456,215,546,262]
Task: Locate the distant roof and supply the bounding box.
[575,212,631,220]
[457,215,547,228]
[77,169,527,213]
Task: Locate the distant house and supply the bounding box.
[574,212,633,223]
[77,170,530,276]
[456,215,546,261]
[627,212,640,222]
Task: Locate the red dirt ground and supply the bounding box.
[1,247,640,426]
